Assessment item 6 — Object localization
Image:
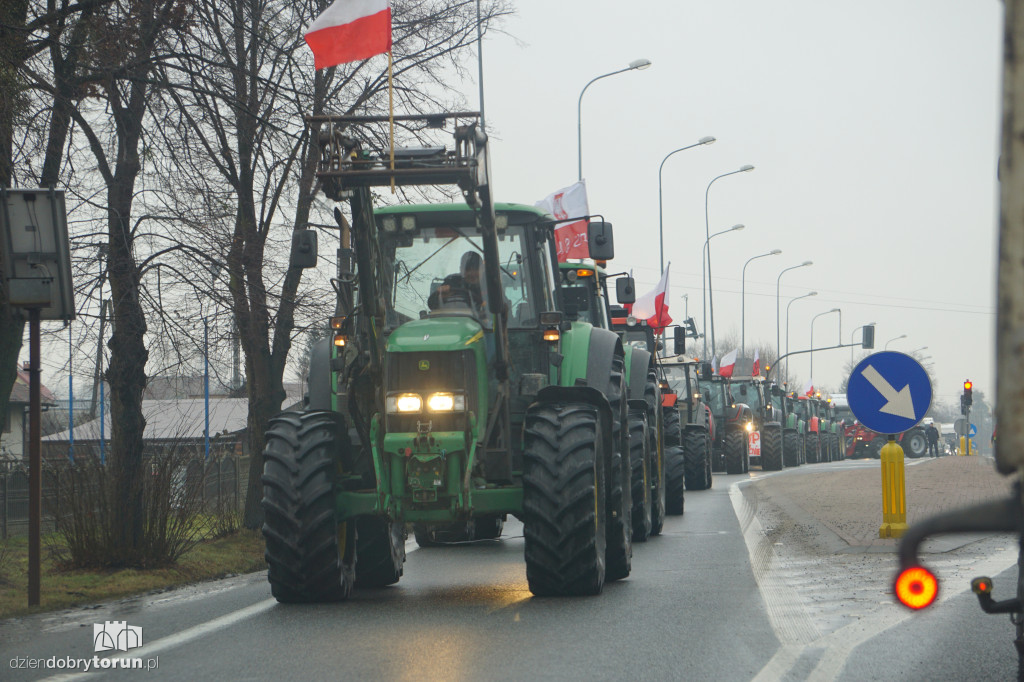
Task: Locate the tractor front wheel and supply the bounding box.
[523,403,607,596]
[630,411,653,542]
[262,411,355,603]
[761,425,783,471]
[783,430,801,468]
[725,428,747,475]
[683,428,710,491]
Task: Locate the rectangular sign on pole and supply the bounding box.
[0,188,75,321]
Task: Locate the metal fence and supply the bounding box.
[0,456,250,540]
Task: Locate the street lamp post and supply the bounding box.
[705,165,755,358]
[578,59,652,181]
[702,224,745,358]
[810,308,841,382]
[885,334,907,350]
[741,249,782,355]
[776,260,813,375]
[658,136,716,274]
[785,291,817,382]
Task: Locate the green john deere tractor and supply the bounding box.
[557,263,666,540]
[261,113,632,599]
[730,376,784,471]
[769,385,805,467]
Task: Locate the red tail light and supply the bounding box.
[894,566,939,609]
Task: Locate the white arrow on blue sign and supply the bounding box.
[969,423,977,438]
[847,351,932,434]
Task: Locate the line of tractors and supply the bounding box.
[259,113,872,602]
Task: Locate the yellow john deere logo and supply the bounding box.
[418,360,430,371]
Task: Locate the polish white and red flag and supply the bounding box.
[751,348,760,376]
[304,0,392,70]
[536,181,590,262]
[718,348,739,378]
[802,379,815,396]
[630,266,673,334]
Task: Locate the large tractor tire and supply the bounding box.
[262,411,355,603]
[605,357,632,582]
[644,374,666,536]
[629,411,653,542]
[833,433,844,461]
[522,403,607,596]
[902,428,928,458]
[761,424,783,471]
[663,406,682,449]
[704,432,714,488]
[725,428,747,475]
[355,516,405,587]
[683,428,711,491]
[805,432,820,464]
[412,521,472,546]
[665,445,686,515]
[474,515,504,540]
[783,430,802,467]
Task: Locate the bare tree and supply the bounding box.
[160,0,512,528]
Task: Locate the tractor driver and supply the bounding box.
[428,251,486,315]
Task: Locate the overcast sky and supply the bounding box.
[475,0,1002,408]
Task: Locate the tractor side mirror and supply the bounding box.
[674,326,685,355]
[701,362,712,380]
[739,384,748,396]
[290,230,318,269]
[587,221,614,261]
[616,276,635,304]
[862,324,875,349]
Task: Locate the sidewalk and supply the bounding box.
[749,456,1017,550]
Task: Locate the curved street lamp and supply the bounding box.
[578,59,652,180]
[741,249,782,355]
[705,165,755,358]
[776,260,813,372]
[701,223,745,358]
[657,136,716,274]
[810,308,841,383]
[785,291,817,382]
[885,334,907,350]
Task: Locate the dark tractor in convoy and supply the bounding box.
[660,352,714,505]
[730,376,784,471]
[262,113,634,600]
[769,385,805,467]
[705,375,754,474]
[563,265,666,540]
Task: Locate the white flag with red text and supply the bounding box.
[536,181,590,262]
[719,348,738,378]
[630,266,673,334]
[305,0,392,70]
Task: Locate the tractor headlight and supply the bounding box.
[426,392,466,412]
[745,421,754,432]
[387,393,423,413]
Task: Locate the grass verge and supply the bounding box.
[0,530,266,619]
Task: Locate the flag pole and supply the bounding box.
[388,48,395,193]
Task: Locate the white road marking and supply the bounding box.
[44,598,277,681]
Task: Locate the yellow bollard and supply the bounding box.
[879,436,908,538]
[959,435,966,456]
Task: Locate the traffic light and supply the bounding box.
[964,380,973,407]
[861,324,875,349]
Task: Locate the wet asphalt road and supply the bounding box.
[0,461,1017,681]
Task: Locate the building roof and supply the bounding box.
[45,398,252,442]
[9,369,58,406]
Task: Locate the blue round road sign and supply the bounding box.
[969,423,977,438]
[846,351,932,434]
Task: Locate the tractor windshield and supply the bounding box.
[620,329,651,353]
[387,224,538,329]
[734,382,762,412]
[663,364,687,393]
[706,381,731,415]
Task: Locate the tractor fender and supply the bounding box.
[305,337,334,412]
[586,327,624,390]
[705,404,716,441]
[625,347,653,405]
[531,385,614,457]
